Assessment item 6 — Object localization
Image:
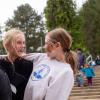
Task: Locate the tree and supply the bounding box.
[5,3,45,52]
[0,27,5,54]
[71,14,86,50]
[44,0,86,50]
[0,41,5,54]
[80,0,100,56]
[44,0,76,31]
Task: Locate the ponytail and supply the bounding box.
[65,51,78,74]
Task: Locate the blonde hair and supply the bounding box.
[48,28,77,73]
[3,28,24,52]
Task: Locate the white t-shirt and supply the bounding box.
[24,53,74,100]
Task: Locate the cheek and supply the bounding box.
[13,45,18,51]
[45,44,52,52]
[13,45,20,53]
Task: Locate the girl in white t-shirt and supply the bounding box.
[24,28,77,100]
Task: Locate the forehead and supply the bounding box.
[14,34,25,41]
[45,34,50,42]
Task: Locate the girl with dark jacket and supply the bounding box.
[0,29,33,100]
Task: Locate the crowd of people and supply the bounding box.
[75,48,96,88]
[0,28,77,100]
[0,29,33,100]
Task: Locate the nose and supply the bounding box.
[43,44,47,52]
[21,43,26,51]
[20,42,25,48]
[43,44,46,49]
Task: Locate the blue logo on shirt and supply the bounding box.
[31,64,50,81]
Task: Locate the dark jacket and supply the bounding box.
[0,68,12,100]
[77,52,85,69]
[0,57,33,100]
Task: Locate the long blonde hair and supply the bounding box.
[3,28,25,53]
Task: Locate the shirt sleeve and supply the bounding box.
[45,70,74,100]
[23,53,46,64]
[91,68,95,76]
[0,55,7,59]
[0,69,12,100]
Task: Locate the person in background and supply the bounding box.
[0,28,33,100]
[83,64,95,87]
[76,48,85,70]
[76,70,84,87]
[95,55,100,65]
[24,28,77,100]
[90,60,96,68]
[0,68,12,100]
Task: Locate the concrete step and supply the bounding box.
[75,80,100,84]
[75,82,100,86]
[76,99,100,100]
[72,88,100,92]
[73,85,100,89]
[70,66,100,100]
[91,77,100,79]
[69,95,100,100]
[71,91,100,96]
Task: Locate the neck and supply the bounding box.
[7,53,18,62]
[55,52,66,63]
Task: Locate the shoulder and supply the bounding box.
[23,53,47,62]
[0,69,5,77]
[18,57,32,63]
[15,57,33,67]
[0,57,12,72]
[0,55,7,60]
[0,69,9,83]
[0,55,8,65]
[54,62,73,75]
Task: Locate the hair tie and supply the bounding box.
[67,48,70,52]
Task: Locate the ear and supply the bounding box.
[55,42,61,47]
[5,43,12,51]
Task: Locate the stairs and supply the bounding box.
[69,66,100,100]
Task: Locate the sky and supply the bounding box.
[0,0,86,26]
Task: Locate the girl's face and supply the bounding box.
[14,34,26,56]
[85,64,89,68]
[7,34,26,57]
[44,34,58,59]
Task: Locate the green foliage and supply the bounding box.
[71,14,86,50]
[5,3,45,52]
[44,0,76,31]
[44,0,86,51]
[0,41,6,54]
[80,0,100,56]
[0,27,5,54]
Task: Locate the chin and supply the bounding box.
[47,53,50,57]
[47,53,55,59]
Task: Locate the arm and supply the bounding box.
[0,55,7,59]
[23,53,47,64]
[0,69,12,100]
[45,70,74,100]
[91,68,95,76]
